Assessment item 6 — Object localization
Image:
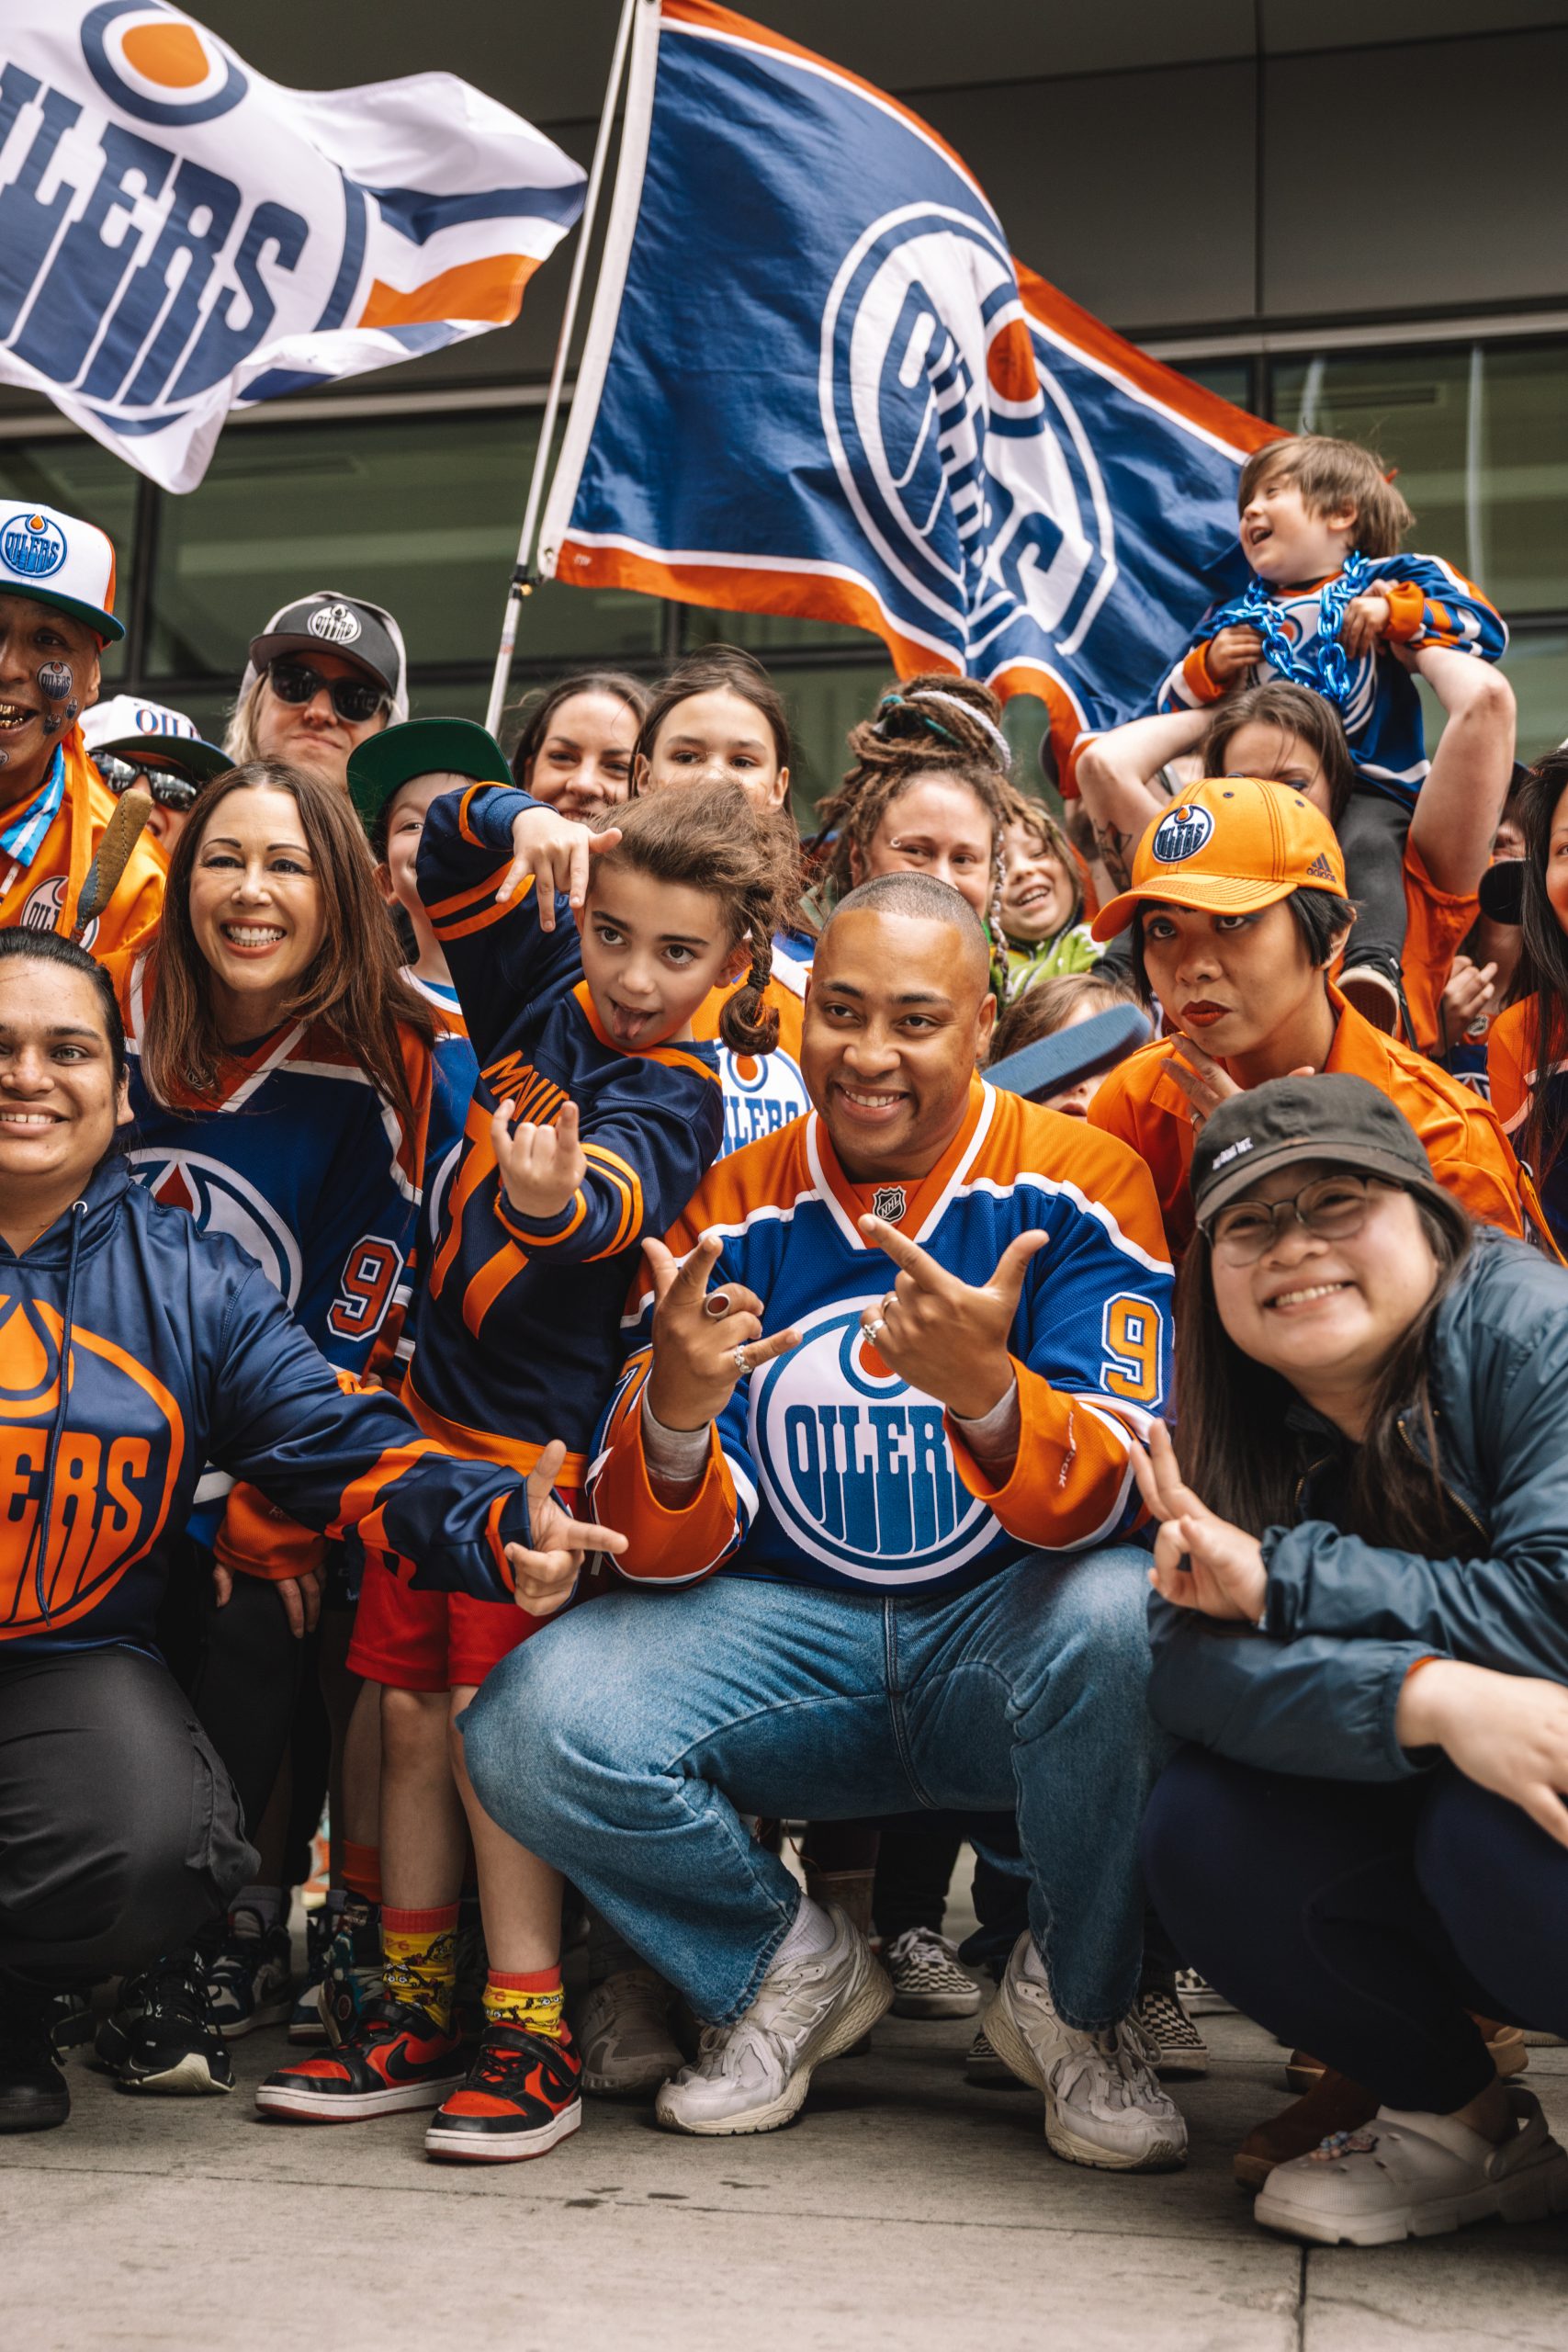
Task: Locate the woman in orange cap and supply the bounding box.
[1087,776,1542,1258]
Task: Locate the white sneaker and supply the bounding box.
[1255,2085,1568,2247]
[884,1927,982,2019]
[579,1967,683,2096]
[654,1904,892,2137]
[982,1933,1188,2172]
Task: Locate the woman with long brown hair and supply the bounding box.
[1137,1072,1568,2250]
[97,757,452,2085]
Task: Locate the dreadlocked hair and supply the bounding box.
[810,673,1011,908]
[588,781,801,1057]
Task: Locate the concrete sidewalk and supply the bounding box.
[5,1999,1566,2351]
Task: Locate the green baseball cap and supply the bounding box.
[347,717,512,840]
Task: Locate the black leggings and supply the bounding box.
[0,1646,255,1993]
[1143,1747,1568,2112]
[1337,788,1410,980]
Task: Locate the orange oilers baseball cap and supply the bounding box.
[1089,776,1347,941]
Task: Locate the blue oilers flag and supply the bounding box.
[539,0,1281,773]
[0,4,586,492]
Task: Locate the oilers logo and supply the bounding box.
[130,1148,302,1304]
[820,207,1113,667]
[718,1044,809,1159]
[0,512,67,582]
[1152,804,1215,865]
[307,603,363,647]
[750,1301,998,1584]
[0,1293,179,1640]
[17,877,97,950]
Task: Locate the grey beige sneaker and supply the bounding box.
[579,1967,683,2096]
[655,1904,892,2137]
[982,1933,1187,2172]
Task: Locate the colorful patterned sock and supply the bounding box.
[380,1903,459,2034]
[483,1966,564,2041]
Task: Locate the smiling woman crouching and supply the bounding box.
[1137,1072,1568,2249]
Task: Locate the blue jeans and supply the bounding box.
[461,1544,1163,2030]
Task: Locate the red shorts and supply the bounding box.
[345,1552,539,1692]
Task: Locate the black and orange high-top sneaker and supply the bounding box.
[423,2018,582,2162]
[254,1996,464,2122]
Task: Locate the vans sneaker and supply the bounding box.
[1131,1984,1209,2079]
[579,1967,683,2096]
[982,1933,1187,2172]
[884,1927,982,2019]
[1255,2085,1568,2247]
[655,1904,892,2137]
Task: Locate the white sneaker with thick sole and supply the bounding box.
[579,1967,684,2096]
[654,1904,892,2137]
[884,1927,982,2019]
[982,1933,1188,2172]
[1255,2085,1568,2247]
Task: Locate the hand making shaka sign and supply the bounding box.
[856,1213,1049,1423]
[642,1231,803,1431]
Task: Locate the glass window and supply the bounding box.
[1269,340,1568,616]
[146,412,663,684]
[771,661,889,826]
[0,435,137,683]
[1415,627,1567,767]
[1176,357,1256,413]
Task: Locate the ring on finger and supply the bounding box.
[703,1292,732,1320]
[861,1316,885,1343]
[732,1343,750,1376]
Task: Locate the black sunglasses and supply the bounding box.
[96,753,199,810]
[266,659,389,725]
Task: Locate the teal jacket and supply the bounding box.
[1149,1230,1568,1780]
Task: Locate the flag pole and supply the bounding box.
[483,0,640,736]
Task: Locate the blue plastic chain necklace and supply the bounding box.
[1229,548,1372,707]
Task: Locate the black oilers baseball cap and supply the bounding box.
[243,591,409,719]
[1191,1073,1454,1227]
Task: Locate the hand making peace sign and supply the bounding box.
[855,1213,1048,1423]
[503,1439,627,1618]
[1131,1419,1268,1623]
[642,1231,803,1431]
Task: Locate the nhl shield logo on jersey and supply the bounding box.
[0,511,67,582]
[1151,804,1216,865]
[0,1293,181,1639]
[750,1302,998,1585]
[871,1185,907,1222]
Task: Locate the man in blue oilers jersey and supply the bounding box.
[463,873,1188,2175]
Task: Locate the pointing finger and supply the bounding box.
[674,1232,725,1295]
[859,1214,944,1287]
[739,1326,802,1372]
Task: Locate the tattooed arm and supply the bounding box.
[1075,711,1208,889]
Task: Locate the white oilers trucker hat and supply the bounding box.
[82,695,231,786]
[0,503,124,643]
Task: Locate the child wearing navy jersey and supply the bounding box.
[261,725,792,2165]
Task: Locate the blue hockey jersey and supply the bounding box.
[410,782,724,1476]
[1157,552,1506,807]
[590,1078,1173,1600]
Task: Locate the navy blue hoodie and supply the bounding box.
[0,1158,536,1659]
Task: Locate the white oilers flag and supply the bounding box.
[540,0,1282,775]
[0,5,586,491]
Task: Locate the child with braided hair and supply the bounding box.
[804,676,1017,1004]
[1156,435,1512,1035]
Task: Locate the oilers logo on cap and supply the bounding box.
[308,603,364,647]
[750,1302,998,1584]
[1,513,66,581]
[1152,804,1215,865]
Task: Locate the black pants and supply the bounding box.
[1143,1747,1568,2111]
[0,1647,255,1994]
[1338,788,1410,981]
[157,1537,302,1833]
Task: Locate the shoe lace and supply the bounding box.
[886,1927,962,1972]
[125,1954,210,2027]
[691,1954,842,2083]
[469,2022,558,2091]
